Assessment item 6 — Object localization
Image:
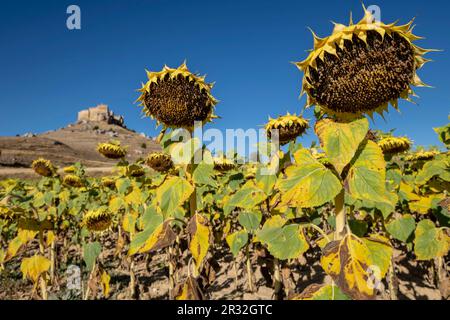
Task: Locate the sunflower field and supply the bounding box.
[0,7,449,300]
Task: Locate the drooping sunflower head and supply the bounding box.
[378,136,412,155]
[63,174,84,188]
[63,166,76,174]
[296,7,433,120]
[136,62,218,129]
[405,150,440,162]
[265,113,309,145]
[97,141,127,159]
[101,177,116,189]
[83,209,112,232]
[126,164,146,177]
[213,157,236,172]
[146,152,174,173]
[31,158,56,177]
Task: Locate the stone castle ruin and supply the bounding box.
[77,104,124,127]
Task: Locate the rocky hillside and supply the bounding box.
[0,120,160,178]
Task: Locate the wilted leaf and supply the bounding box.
[321,234,392,300]
[101,270,111,298]
[292,283,350,300]
[188,214,210,271]
[20,255,51,283]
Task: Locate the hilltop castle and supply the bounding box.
[77,104,124,127]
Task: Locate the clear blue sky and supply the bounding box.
[1,0,449,150]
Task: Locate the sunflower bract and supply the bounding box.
[213,157,236,172]
[405,151,440,162]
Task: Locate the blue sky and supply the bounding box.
[0,0,449,151]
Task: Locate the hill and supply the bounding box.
[0,105,160,179]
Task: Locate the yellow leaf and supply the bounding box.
[188,214,210,271]
[125,187,143,206]
[101,271,111,298]
[46,231,56,246]
[315,118,369,174]
[6,229,37,260]
[409,195,443,214]
[321,234,391,300]
[20,255,51,283]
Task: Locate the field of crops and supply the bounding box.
[0,7,449,300]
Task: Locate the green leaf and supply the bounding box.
[129,210,164,255]
[238,211,262,233]
[83,241,101,271]
[346,141,390,204]
[257,217,309,260]
[315,118,369,174]
[193,161,217,187]
[415,158,450,185]
[226,230,248,256]
[293,284,350,300]
[348,219,368,237]
[156,176,194,215]
[228,182,267,210]
[385,214,416,242]
[414,219,450,260]
[277,149,342,208]
[255,168,277,195]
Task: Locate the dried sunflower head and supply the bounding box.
[63,174,83,188]
[146,152,174,173]
[378,137,411,155]
[83,209,112,232]
[101,177,116,189]
[265,113,309,145]
[296,7,433,120]
[213,157,236,172]
[136,62,218,129]
[63,166,76,174]
[31,158,56,177]
[97,141,127,159]
[405,150,440,162]
[126,164,145,177]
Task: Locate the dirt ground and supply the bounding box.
[0,235,448,300]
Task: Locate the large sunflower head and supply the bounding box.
[31,158,56,177]
[378,136,411,155]
[136,62,218,129]
[265,113,309,145]
[83,209,112,232]
[63,174,84,188]
[296,7,433,120]
[146,152,174,173]
[97,141,127,159]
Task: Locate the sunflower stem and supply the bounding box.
[334,189,347,240]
